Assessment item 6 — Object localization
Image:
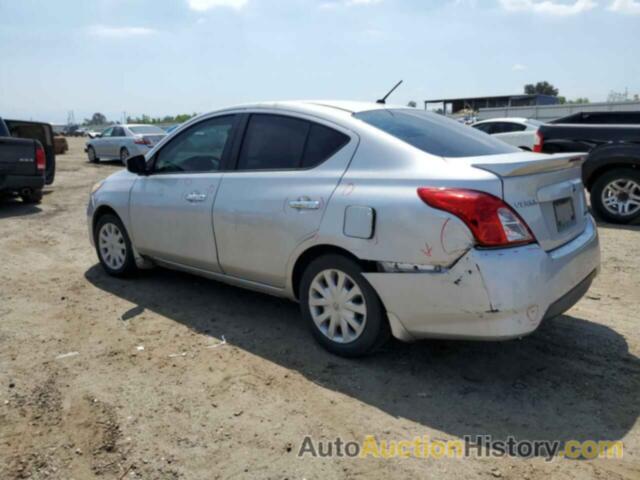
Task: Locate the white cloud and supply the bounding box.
[512,63,527,70]
[609,0,640,13]
[500,0,597,15]
[87,25,157,38]
[320,0,382,8]
[186,0,248,11]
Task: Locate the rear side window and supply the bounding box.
[302,124,349,168]
[238,114,349,170]
[354,109,519,157]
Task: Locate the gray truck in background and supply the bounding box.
[0,117,56,204]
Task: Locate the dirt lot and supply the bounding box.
[1,137,639,479]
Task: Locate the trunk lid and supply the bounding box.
[5,120,56,184]
[455,152,588,251]
[138,134,165,147]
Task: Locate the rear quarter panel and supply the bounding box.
[285,130,502,293]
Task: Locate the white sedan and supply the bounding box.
[472,117,543,151]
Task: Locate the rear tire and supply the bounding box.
[94,214,137,277]
[87,146,99,163]
[299,254,390,357]
[21,188,43,204]
[590,168,640,224]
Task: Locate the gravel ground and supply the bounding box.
[1,137,639,479]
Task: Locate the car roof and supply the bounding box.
[214,100,407,116]
[474,117,530,124]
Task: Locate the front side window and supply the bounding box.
[153,115,235,173]
[354,109,519,157]
[101,127,113,138]
[472,123,494,134]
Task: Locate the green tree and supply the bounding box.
[85,112,108,125]
[524,81,559,96]
[407,100,417,108]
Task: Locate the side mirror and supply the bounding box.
[127,155,148,175]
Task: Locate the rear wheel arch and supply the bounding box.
[291,244,377,300]
[585,160,640,190]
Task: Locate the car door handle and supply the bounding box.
[185,192,207,203]
[288,197,321,210]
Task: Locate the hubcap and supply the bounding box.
[602,178,640,217]
[308,269,367,344]
[98,223,127,270]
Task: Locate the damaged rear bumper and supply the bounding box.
[363,216,600,342]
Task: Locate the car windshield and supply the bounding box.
[129,125,165,135]
[353,109,520,157]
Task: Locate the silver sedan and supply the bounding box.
[85,124,166,164]
[87,101,600,357]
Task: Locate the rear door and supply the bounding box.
[129,114,238,271]
[111,127,126,158]
[5,120,56,184]
[212,112,355,287]
[492,122,534,149]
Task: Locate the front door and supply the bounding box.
[95,127,113,157]
[129,115,237,272]
[213,113,355,287]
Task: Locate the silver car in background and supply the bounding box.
[85,124,166,164]
[87,101,600,357]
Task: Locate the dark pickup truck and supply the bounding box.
[534,122,640,224]
[0,117,55,204]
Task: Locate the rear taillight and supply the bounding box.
[134,136,151,146]
[35,145,46,171]
[533,130,543,153]
[417,188,535,248]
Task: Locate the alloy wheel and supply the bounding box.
[601,178,640,217]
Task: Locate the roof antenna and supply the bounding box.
[376,80,403,105]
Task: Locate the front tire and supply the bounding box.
[94,214,137,277]
[120,147,130,166]
[590,168,640,224]
[87,146,99,163]
[299,254,389,357]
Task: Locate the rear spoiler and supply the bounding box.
[472,153,586,178]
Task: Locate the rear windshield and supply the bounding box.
[129,125,166,135]
[353,109,519,157]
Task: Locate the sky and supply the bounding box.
[0,0,639,124]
